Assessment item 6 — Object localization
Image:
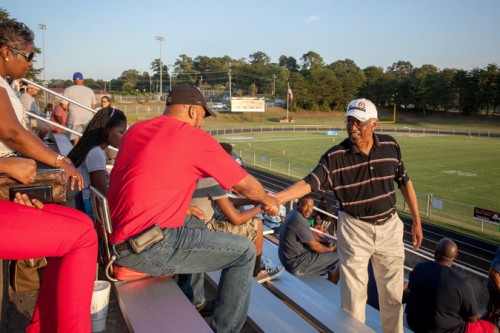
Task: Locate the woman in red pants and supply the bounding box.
[0,158,97,333]
[0,20,98,332]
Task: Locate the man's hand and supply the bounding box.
[262,192,280,216]
[411,218,423,250]
[187,205,206,221]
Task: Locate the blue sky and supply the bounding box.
[4,0,500,80]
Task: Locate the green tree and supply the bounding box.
[119,69,140,93]
[359,66,394,106]
[435,68,459,112]
[329,59,366,108]
[412,64,439,115]
[300,51,324,72]
[0,7,11,21]
[476,64,500,115]
[278,55,300,72]
[249,51,271,67]
[455,69,475,114]
[174,54,196,86]
[305,67,342,111]
[150,58,169,91]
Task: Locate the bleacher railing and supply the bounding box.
[22,79,118,152]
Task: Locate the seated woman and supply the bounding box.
[67,107,127,216]
[0,156,98,332]
[0,21,96,332]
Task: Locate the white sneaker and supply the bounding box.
[255,262,284,283]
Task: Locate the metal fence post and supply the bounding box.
[427,194,432,218]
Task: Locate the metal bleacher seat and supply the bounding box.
[89,186,212,333]
[262,237,415,333]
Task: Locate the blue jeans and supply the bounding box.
[114,215,256,333]
[177,217,208,308]
[289,251,339,276]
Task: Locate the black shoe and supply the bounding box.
[196,299,216,317]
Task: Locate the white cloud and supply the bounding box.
[304,16,320,23]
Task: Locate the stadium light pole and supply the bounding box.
[38,24,47,98]
[155,36,164,97]
[228,62,232,111]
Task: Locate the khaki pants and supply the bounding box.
[337,211,405,333]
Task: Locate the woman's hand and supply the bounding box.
[13,192,44,209]
[59,159,84,191]
[0,157,37,184]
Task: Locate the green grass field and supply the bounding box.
[214,130,500,243]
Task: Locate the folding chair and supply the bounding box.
[89,186,150,281]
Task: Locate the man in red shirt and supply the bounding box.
[108,84,278,333]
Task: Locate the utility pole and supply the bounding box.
[168,64,172,92]
[272,74,276,96]
[228,65,232,111]
[286,81,290,122]
[38,24,47,99]
[155,35,164,97]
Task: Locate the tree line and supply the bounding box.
[2,8,498,115]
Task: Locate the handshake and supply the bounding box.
[261,192,281,216]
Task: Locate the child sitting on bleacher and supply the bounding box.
[67,107,127,216]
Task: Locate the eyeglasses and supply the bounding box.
[10,47,35,62]
[101,100,110,104]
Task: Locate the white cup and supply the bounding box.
[90,280,111,332]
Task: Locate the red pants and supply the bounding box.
[0,200,97,333]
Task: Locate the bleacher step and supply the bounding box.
[206,271,317,333]
[113,277,212,333]
[262,240,375,333]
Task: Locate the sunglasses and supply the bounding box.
[10,47,35,62]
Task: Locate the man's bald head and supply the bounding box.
[434,238,458,266]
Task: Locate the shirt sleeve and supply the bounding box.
[204,178,229,201]
[393,140,410,188]
[458,279,479,319]
[85,147,107,173]
[193,133,247,190]
[303,153,332,193]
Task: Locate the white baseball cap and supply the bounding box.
[346,98,378,121]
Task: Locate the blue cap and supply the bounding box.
[73,72,84,80]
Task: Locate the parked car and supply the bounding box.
[212,102,229,111]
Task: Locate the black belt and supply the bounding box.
[359,213,395,225]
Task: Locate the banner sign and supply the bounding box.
[231,97,265,112]
[473,207,500,225]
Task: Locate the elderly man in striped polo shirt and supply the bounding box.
[276,98,423,333]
